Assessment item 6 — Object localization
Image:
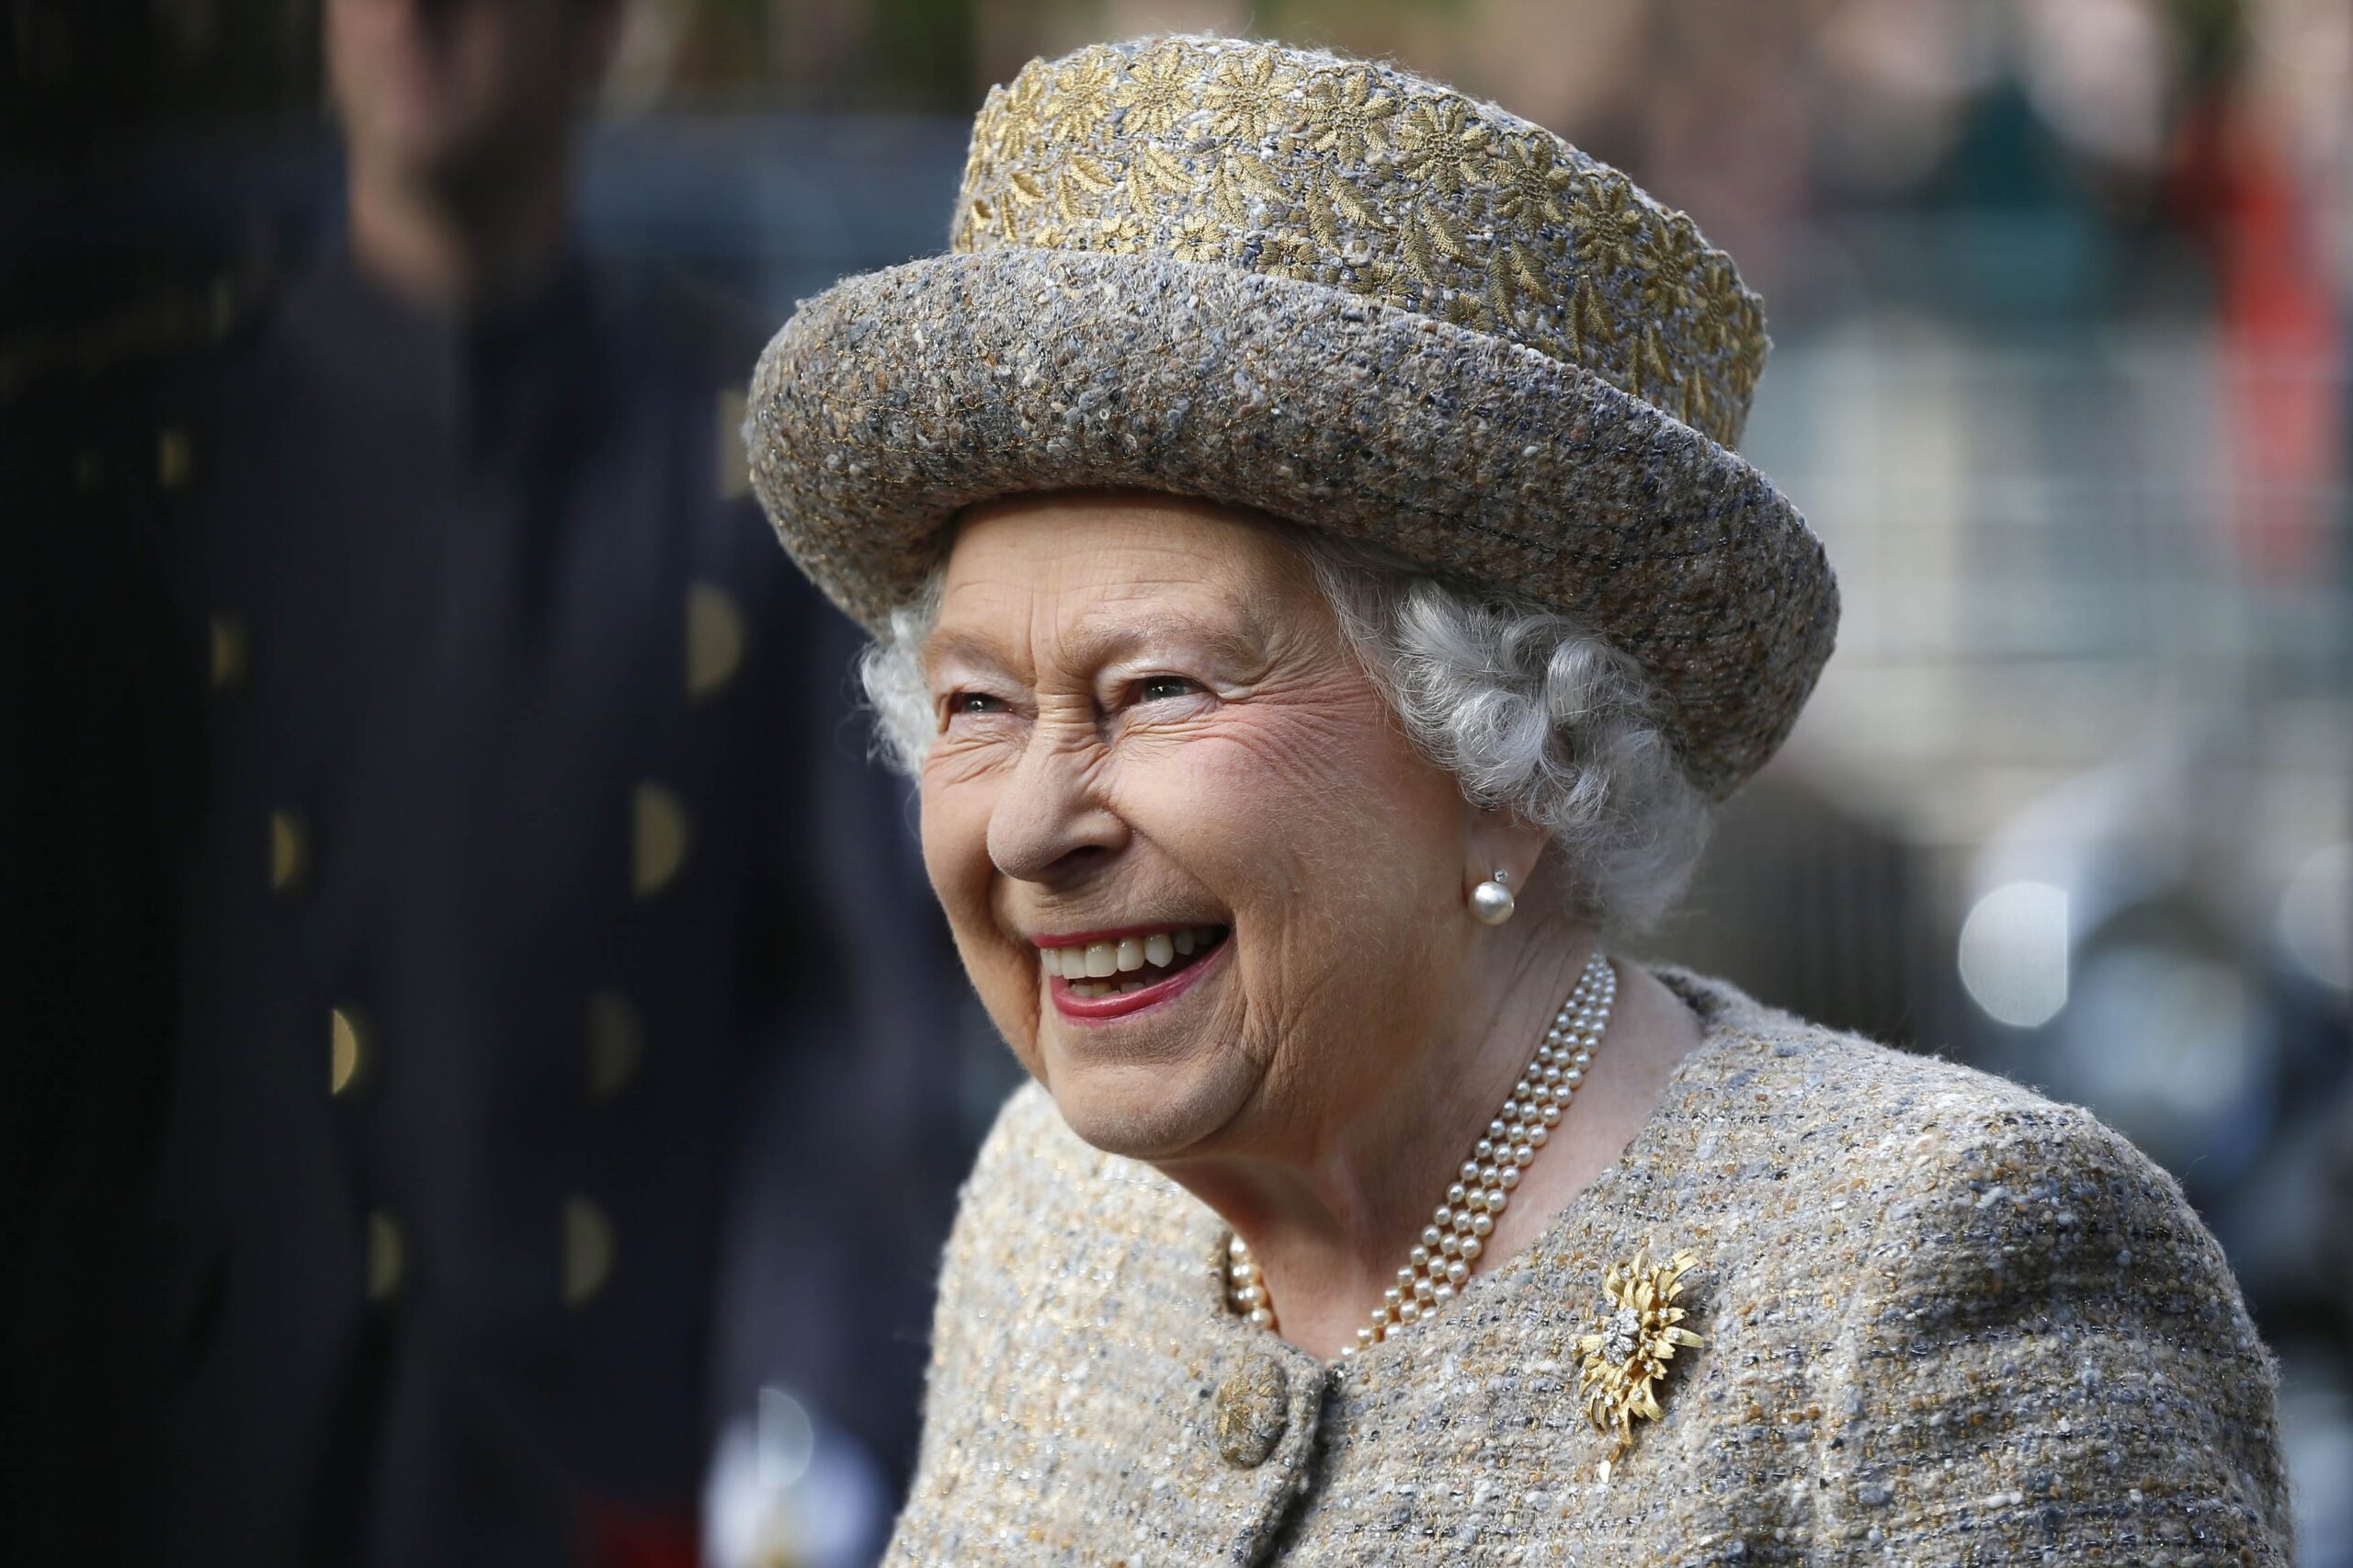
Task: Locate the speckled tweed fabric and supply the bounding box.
[744,36,1839,802]
[883,966,2292,1565]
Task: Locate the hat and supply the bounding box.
[746,35,1837,801]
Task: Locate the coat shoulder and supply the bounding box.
[1654,960,2131,1176]
[1650,966,2290,1558]
[1646,962,2254,1322]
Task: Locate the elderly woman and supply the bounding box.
[745,36,2292,1565]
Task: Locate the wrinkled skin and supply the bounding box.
[915,489,1701,1359]
[918,490,1504,1164]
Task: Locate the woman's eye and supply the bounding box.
[948,691,1006,717]
[1136,676,1198,704]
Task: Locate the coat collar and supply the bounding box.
[1086,963,1790,1553]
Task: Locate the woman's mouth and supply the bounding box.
[1035,925,1231,1019]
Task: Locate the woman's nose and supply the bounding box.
[985,721,1128,884]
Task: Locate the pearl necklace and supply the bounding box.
[1227,948,1617,1358]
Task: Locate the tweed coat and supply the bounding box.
[884,964,2293,1564]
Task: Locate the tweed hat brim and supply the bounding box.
[747,244,1836,802]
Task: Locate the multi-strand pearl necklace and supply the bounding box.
[1227,948,1618,1358]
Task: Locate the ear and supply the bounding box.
[1461,805,1552,912]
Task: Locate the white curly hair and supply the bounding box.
[855,520,1713,939]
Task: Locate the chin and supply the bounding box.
[1038,1045,1256,1163]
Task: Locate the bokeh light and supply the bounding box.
[2279,842,2353,992]
[1959,881,2073,1027]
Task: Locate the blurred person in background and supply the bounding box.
[8,0,961,1563]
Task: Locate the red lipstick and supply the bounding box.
[1045,930,1230,1022]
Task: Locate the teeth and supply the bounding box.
[1044,927,1227,994]
[1119,980,1144,994]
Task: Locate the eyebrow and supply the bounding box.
[921,625,1015,678]
[923,606,1271,681]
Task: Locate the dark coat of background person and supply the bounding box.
[4,247,971,1565]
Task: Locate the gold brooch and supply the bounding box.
[1574,1244,1705,1482]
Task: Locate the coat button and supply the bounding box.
[156,421,195,489]
[156,426,194,491]
[585,989,642,1099]
[329,1006,371,1096]
[269,810,309,893]
[1211,1352,1290,1468]
[366,1210,404,1303]
[631,782,690,896]
[208,615,249,693]
[563,1196,615,1307]
[686,581,745,700]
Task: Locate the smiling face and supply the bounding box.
[918,491,1484,1161]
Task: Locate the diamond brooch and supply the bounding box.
[1574,1243,1706,1482]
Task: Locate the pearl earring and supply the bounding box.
[1471,869,1516,926]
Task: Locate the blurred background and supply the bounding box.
[5,1,2347,1563]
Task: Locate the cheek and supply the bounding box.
[917,765,1000,943]
[918,767,1041,1053]
[1119,697,1464,930]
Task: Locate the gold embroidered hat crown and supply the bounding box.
[747,35,1838,801]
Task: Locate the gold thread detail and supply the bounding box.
[1048,48,1120,142]
[1203,51,1298,145]
[1300,66,1398,162]
[945,39,1766,448]
[1390,97,1494,196]
[1110,41,1199,139]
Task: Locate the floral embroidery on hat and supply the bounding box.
[948,36,1769,450]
